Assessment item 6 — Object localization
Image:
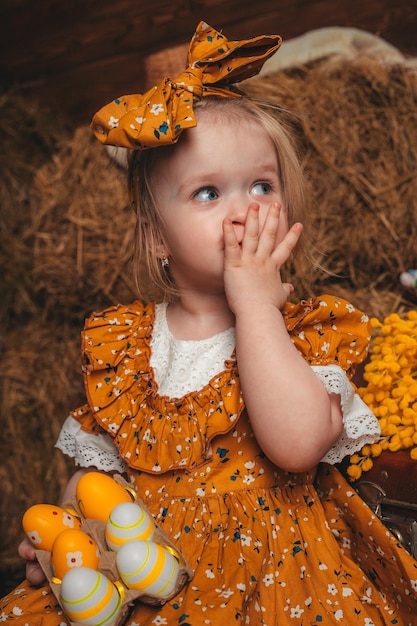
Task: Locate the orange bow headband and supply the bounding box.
[91,21,282,150]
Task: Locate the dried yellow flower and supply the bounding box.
[347,310,417,480]
[346,464,363,480]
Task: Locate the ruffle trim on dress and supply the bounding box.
[311,365,381,463]
[55,415,127,473]
[79,301,244,473]
[283,295,371,376]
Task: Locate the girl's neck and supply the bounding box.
[166,292,235,340]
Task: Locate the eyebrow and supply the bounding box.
[174,175,213,198]
[255,162,280,176]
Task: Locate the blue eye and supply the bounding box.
[252,182,272,196]
[194,187,219,202]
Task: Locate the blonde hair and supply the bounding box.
[128,96,306,301]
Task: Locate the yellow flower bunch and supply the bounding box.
[347,310,417,481]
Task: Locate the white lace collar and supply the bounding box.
[150,302,236,398]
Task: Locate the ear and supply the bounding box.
[141,218,170,259]
[155,241,170,260]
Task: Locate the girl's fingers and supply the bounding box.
[223,217,241,265]
[18,539,35,560]
[241,203,261,255]
[255,202,281,257]
[225,203,302,269]
[26,560,47,586]
[283,282,295,297]
[224,203,263,263]
[273,222,303,267]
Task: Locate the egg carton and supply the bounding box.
[35,473,194,626]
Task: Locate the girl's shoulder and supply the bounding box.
[84,300,155,331]
[283,294,371,374]
[81,299,157,386]
[283,294,369,326]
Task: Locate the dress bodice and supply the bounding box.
[56,295,380,474]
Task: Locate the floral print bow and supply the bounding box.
[91,21,282,150]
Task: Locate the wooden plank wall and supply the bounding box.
[1,0,417,123]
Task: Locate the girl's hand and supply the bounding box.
[18,537,46,585]
[15,469,97,587]
[223,202,303,314]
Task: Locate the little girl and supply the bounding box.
[2,21,417,625]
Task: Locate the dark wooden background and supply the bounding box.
[1,0,417,125]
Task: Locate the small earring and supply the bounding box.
[161,257,169,267]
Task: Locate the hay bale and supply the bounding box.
[0,319,83,588]
[29,128,140,321]
[1,127,140,331]
[0,94,70,326]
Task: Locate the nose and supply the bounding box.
[227,196,250,226]
[226,201,252,245]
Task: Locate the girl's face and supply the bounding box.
[152,112,288,295]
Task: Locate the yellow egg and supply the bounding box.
[105,502,155,551]
[22,504,81,551]
[76,472,133,523]
[51,529,100,580]
[116,540,180,598]
[61,567,121,625]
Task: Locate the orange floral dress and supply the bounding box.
[2,295,417,625]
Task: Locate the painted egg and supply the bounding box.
[76,472,133,523]
[105,502,155,551]
[22,504,81,551]
[51,529,100,580]
[61,566,121,625]
[116,539,180,598]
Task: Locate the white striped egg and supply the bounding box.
[116,539,179,598]
[105,502,155,551]
[61,566,121,625]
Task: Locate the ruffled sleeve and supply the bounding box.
[55,413,127,473]
[311,365,380,463]
[78,301,244,474]
[283,295,380,462]
[283,294,371,377]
